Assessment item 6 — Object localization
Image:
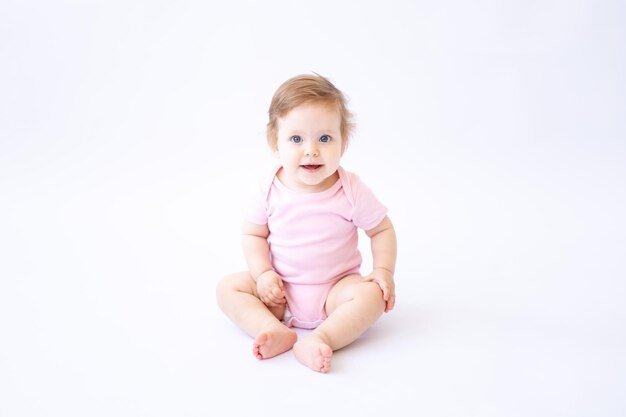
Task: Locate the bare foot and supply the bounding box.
[253,325,297,359]
[293,333,333,373]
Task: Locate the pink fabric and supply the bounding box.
[246,166,387,329]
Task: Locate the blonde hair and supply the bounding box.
[266,74,355,152]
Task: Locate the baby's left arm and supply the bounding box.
[364,216,397,312]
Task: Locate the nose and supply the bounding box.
[305,142,319,157]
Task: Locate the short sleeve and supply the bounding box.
[244,165,281,225]
[349,175,388,231]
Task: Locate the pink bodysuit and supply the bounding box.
[246,166,387,329]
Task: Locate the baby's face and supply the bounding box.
[274,102,343,193]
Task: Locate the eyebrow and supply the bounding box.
[284,129,339,136]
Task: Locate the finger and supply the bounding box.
[264,295,283,307]
[270,293,285,303]
[386,294,396,312]
[271,291,286,304]
[271,288,285,301]
[378,281,389,301]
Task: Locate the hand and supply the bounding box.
[362,268,395,313]
[256,270,287,308]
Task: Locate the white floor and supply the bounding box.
[1,1,625,416]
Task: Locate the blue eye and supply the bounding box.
[290,136,302,143]
[320,135,331,143]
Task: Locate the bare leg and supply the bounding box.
[293,275,385,372]
[216,272,297,359]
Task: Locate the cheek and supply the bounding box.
[275,148,297,163]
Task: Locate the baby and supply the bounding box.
[216,73,397,373]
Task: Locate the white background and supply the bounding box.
[1,1,625,416]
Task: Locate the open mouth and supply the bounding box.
[301,164,322,171]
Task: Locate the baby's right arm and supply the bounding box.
[242,221,273,278]
[242,221,286,307]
